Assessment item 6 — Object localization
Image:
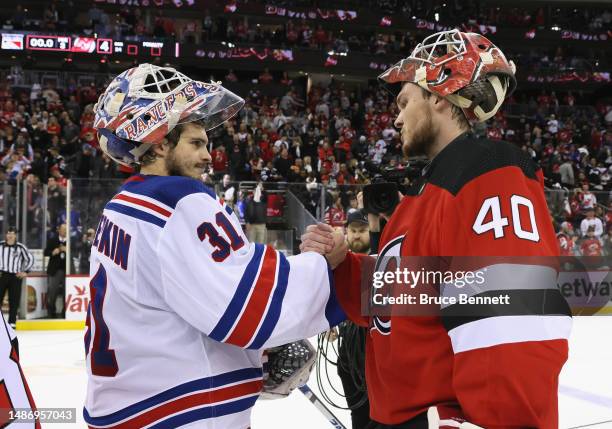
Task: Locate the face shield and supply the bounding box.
[165,80,245,132]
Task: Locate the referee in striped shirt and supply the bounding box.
[0,227,34,328]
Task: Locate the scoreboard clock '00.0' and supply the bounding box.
[26,35,71,51]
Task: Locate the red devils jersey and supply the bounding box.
[0,318,40,428]
[325,207,347,228]
[334,133,571,428]
[580,238,602,256]
[557,233,574,256]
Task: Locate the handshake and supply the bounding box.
[300,223,348,269]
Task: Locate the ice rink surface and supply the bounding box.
[16,317,612,429]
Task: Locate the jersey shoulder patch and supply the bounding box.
[426,134,538,196]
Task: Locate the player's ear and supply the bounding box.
[152,139,170,158]
[431,95,451,115]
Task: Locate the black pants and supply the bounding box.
[337,323,371,429]
[0,271,22,324]
[47,270,65,318]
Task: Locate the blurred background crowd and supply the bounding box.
[0,0,610,267]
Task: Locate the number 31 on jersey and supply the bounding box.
[472,195,540,242]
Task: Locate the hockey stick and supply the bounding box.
[299,384,347,429]
[567,420,612,429]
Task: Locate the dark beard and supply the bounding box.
[165,149,191,177]
[402,109,435,158]
[348,239,370,253]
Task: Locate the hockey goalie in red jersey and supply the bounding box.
[0,317,40,429]
[301,30,572,429]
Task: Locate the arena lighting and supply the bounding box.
[552,25,561,31]
[435,13,440,22]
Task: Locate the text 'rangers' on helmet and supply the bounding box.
[93,63,245,167]
[378,29,516,123]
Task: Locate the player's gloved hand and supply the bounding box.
[427,405,484,429]
[260,340,316,400]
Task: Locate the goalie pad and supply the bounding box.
[428,405,484,429]
[260,339,316,399]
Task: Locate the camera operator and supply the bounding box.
[302,31,571,428]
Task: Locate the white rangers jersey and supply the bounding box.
[83,174,345,429]
[0,317,39,429]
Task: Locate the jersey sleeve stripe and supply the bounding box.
[448,315,572,353]
[83,367,262,427]
[225,246,278,347]
[209,244,265,342]
[144,395,259,429]
[105,203,166,228]
[441,288,571,332]
[248,251,290,349]
[87,381,261,429]
[324,260,346,327]
[113,193,172,217]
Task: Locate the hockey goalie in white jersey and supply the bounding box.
[85,64,346,429]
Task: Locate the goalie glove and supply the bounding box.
[427,405,484,429]
[260,339,316,400]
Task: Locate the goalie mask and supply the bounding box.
[378,30,516,122]
[94,63,244,167]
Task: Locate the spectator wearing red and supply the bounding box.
[211,145,228,177]
[324,195,347,228]
[580,226,603,256]
[46,116,61,136]
[80,126,99,149]
[557,222,575,256]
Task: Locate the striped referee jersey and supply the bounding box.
[0,240,34,274]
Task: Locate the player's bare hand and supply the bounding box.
[300,223,334,254]
[325,230,348,269]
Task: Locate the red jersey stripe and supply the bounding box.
[113,194,172,217]
[226,247,278,347]
[89,379,262,429]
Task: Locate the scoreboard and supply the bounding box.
[2,32,177,58]
[26,35,71,51]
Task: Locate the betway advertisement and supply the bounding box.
[65,276,90,321]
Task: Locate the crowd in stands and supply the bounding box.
[3,2,610,57]
[1,65,611,259]
[0,0,610,259]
